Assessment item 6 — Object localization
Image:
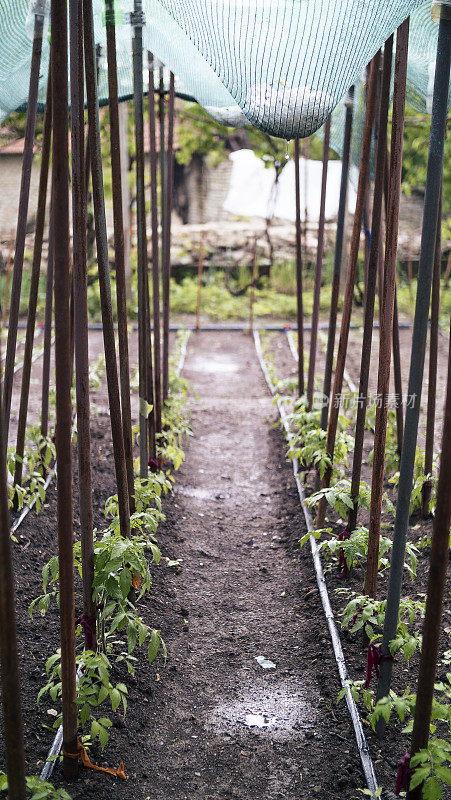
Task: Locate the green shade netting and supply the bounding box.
[0,0,449,137]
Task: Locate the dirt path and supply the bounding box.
[1,329,368,800]
[120,330,364,800]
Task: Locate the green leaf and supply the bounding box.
[119,568,132,598]
[148,629,160,664]
[422,775,443,800]
[110,688,121,712]
[91,719,101,739]
[98,725,109,750]
[97,685,109,704]
[127,623,138,654]
[80,703,92,726]
[98,662,110,687]
[138,622,148,646]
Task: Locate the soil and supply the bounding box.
[264,328,451,799]
[1,329,372,800]
[0,325,449,800]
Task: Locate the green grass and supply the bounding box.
[1,247,449,327]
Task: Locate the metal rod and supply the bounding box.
[1,229,14,331]
[3,9,44,449]
[315,56,380,529]
[132,1,148,478]
[0,387,26,800]
[307,116,330,411]
[144,211,156,462]
[105,0,135,511]
[347,37,393,534]
[41,188,54,440]
[383,147,404,455]
[318,87,354,439]
[365,19,409,600]
[294,138,304,396]
[392,286,404,452]
[162,72,174,401]
[196,232,205,332]
[422,190,441,518]
[83,0,130,537]
[70,0,96,646]
[52,0,78,777]
[249,236,257,333]
[148,53,162,435]
[376,15,450,720]
[407,319,451,800]
[14,62,52,489]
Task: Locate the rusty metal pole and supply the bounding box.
[315,54,380,529]
[318,87,354,441]
[1,230,14,331]
[365,20,409,600]
[131,1,148,478]
[14,65,52,489]
[383,148,404,455]
[83,0,131,538]
[366,22,410,600]
[41,189,54,440]
[392,286,404,452]
[148,53,162,434]
[3,3,45,449]
[52,0,78,777]
[407,321,451,800]
[196,232,205,332]
[70,0,96,648]
[294,138,304,396]
[162,72,174,402]
[347,37,393,534]
[0,396,26,800]
[422,192,442,518]
[144,214,156,462]
[307,116,330,411]
[105,0,135,511]
[376,14,450,726]
[249,236,257,333]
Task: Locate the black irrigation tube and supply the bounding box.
[7,321,415,332]
[253,328,379,800]
[38,331,191,782]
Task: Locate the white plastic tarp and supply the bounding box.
[223,149,357,222]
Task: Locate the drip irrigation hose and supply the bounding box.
[13,335,55,376]
[254,328,379,800]
[286,329,358,394]
[287,328,377,435]
[6,321,414,332]
[39,331,191,781]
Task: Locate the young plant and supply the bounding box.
[0,774,72,800]
[337,590,424,661]
[305,478,372,521]
[38,648,128,750]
